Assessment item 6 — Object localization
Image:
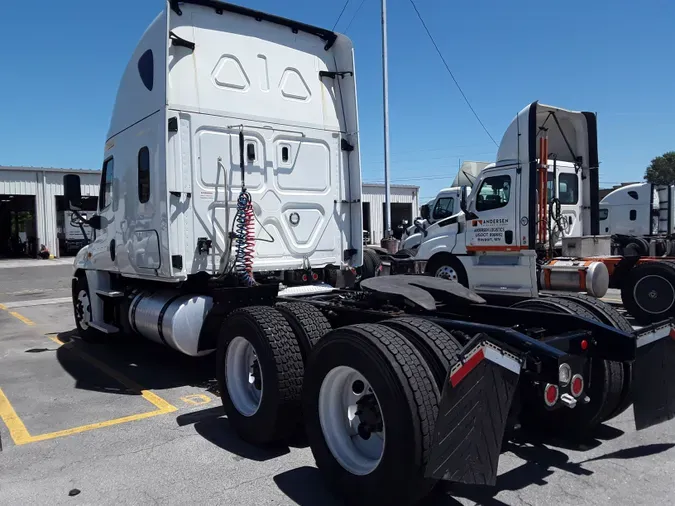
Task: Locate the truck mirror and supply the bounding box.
[88,215,103,230]
[460,186,468,213]
[63,174,83,210]
[420,204,430,220]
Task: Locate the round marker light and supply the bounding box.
[544,383,559,407]
[580,339,589,351]
[312,272,319,281]
[302,274,308,282]
[558,363,572,386]
[571,374,584,398]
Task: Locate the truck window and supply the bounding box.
[432,197,455,220]
[99,157,114,210]
[558,173,578,204]
[599,208,608,220]
[547,172,554,201]
[138,147,150,203]
[138,49,153,91]
[476,175,511,212]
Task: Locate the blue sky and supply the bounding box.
[1,0,673,202]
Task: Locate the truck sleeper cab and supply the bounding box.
[65,0,362,341]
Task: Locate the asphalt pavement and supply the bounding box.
[0,261,674,505]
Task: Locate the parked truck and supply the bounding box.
[58,210,92,255]
[62,3,675,505]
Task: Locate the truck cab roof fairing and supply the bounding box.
[169,0,338,49]
[496,102,600,243]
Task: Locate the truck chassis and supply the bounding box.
[77,273,675,506]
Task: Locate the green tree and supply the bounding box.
[645,151,675,185]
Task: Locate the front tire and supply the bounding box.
[72,274,104,343]
[217,306,304,444]
[426,254,468,287]
[303,324,439,506]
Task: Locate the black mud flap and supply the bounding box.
[632,322,675,430]
[425,340,521,486]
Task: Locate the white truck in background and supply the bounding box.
[59,211,93,255]
[599,182,675,256]
[398,186,466,251]
[59,3,675,505]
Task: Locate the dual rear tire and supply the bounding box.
[216,304,464,506]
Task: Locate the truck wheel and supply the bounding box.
[275,302,331,362]
[621,261,675,325]
[303,324,439,506]
[380,317,462,389]
[426,254,468,287]
[551,293,634,421]
[72,275,104,343]
[217,306,304,444]
[512,297,624,434]
[359,248,382,280]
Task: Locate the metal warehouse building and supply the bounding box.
[0,166,101,259]
[362,183,420,245]
[0,166,417,258]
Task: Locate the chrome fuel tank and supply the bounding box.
[129,291,215,356]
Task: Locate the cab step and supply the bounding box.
[95,289,125,299]
[89,321,120,334]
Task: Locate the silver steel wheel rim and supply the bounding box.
[76,289,91,330]
[634,275,675,314]
[318,366,385,476]
[225,336,263,417]
[435,265,458,282]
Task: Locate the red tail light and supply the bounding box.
[312,272,318,281]
[544,383,559,407]
[302,274,308,282]
[570,374,584,398]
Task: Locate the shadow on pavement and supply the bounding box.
[578,442,675,464]
[54,329,216,395]
[273,466,343,506]
[176,406,308,462]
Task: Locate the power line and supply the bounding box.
[344,0,369,34]
[332,0,351,30]
[408,0,498,147]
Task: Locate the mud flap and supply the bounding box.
[632,323,675,430]
[425,340,521,486]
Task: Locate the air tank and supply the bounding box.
[128,291,215,356]
[540,259,609,298]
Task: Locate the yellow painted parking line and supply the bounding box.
[0,337,177,446]
[0,304,36,326]
[181,394,212,406]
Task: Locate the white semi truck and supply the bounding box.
[62,3,675,505]
[599,182,675,256]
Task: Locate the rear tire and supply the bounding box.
[359,248,382,280]
[621,261,675,325]
[552,293,634,420]
[512,297,624,433]
[275,302,331,362]
[380,317,462,389]
[217,306,304,444]
[303,324,439,506]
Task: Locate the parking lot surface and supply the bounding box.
[1,263,674,505]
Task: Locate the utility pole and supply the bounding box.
[381,0,392,243]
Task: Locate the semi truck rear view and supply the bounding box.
[61,2,675,505]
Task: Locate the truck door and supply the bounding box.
[464,167,535,297]
[89,156,119,271]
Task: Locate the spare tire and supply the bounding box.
[359,248,383,280]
